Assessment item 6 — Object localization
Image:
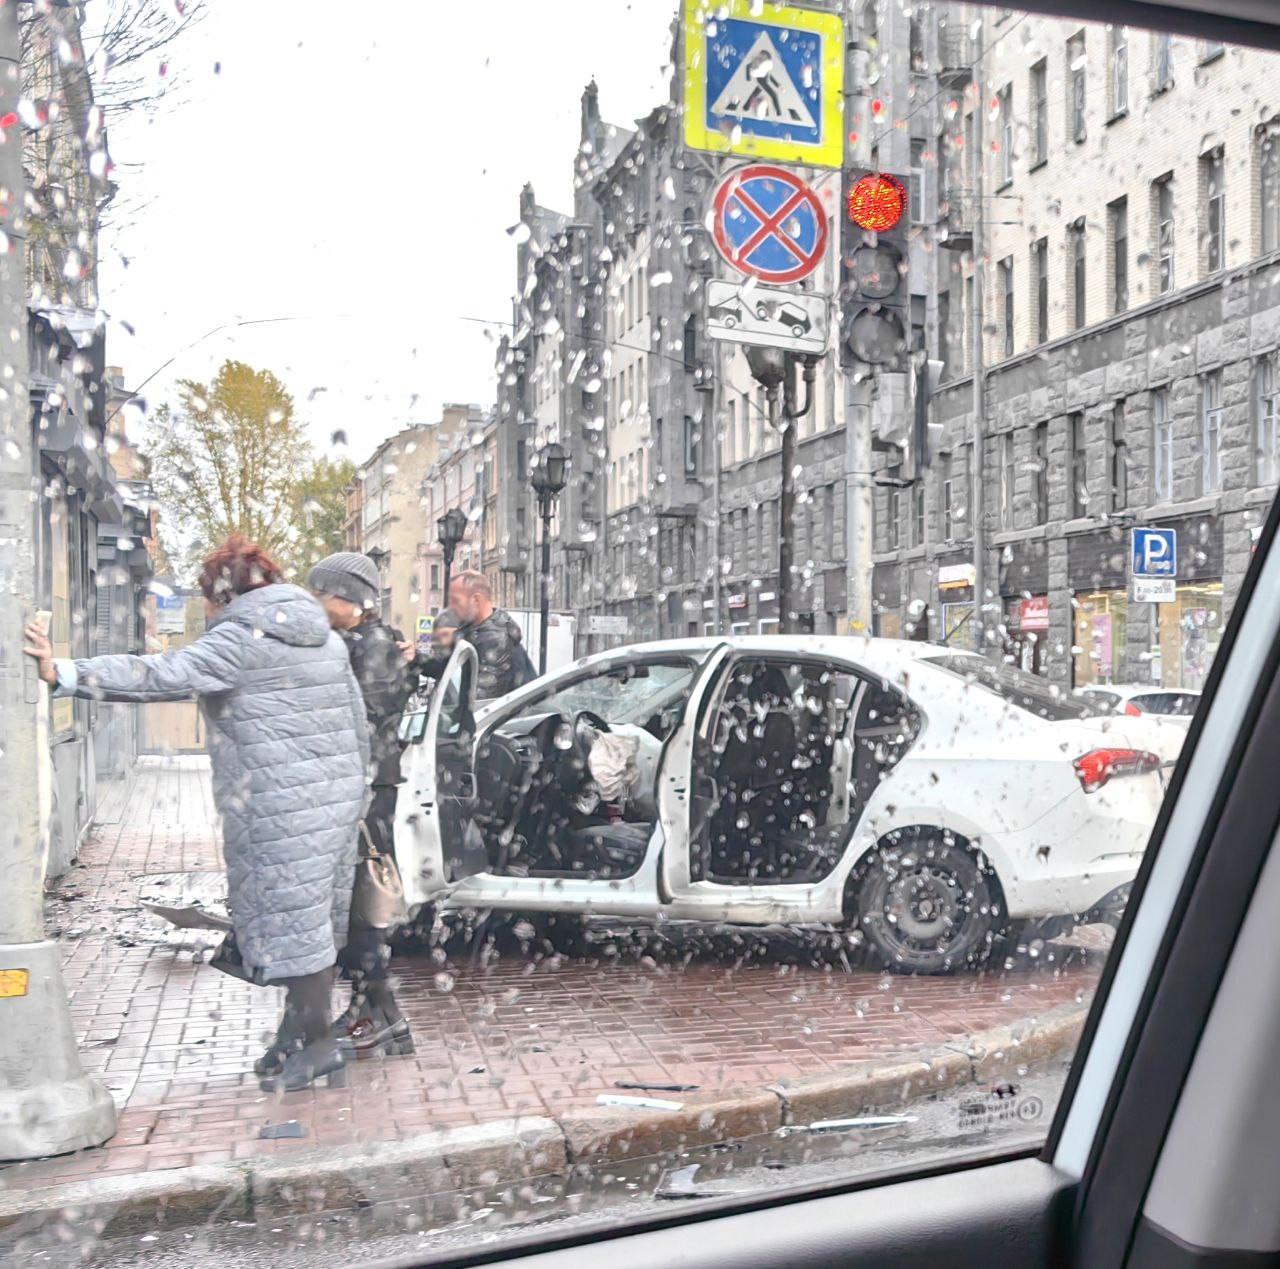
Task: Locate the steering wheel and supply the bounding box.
[560,709,610,794]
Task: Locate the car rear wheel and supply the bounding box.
[851,827,999,974]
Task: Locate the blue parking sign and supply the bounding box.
[1131,527,1177,577]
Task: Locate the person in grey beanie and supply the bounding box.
[307,551,417,1058]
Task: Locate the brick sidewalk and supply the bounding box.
[0,757,1102,1197]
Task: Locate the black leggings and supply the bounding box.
[339,784,397,988]
[273,968,332,1047]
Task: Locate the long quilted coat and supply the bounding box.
[64,584,369,981]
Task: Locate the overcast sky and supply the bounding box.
[99,1,675,462]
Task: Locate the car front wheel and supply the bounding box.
[850,827,1000,974]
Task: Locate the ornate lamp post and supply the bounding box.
[436,506,468,606]
[529,442,569,674]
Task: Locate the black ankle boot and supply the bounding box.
[336,996,414,1057]
[259,1039,347,1092]
[254,1014,302,1077]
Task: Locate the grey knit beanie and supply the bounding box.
[307,551,381,608]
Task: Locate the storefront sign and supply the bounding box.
[586,614,629,636]
[1133,577,1176,603]
[156,593,186,635]
[938,563,976,591]
[727,592,748,609]
[1018,596,1050,631]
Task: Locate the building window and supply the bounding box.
[1068,32,1087,144]
[1153,388,1174,501]
[910,137,927,224]
[1033,237,1049,343]
[1110,27,1128,116]
[1110,196,1128,313]
[998,256,1014,357]
[430,562,441,589]
[1153,32,1174,92]
[1000,431,1015,528]
[1255,356,1280,486]
[1203,148,1225,274]
[886,478,901,550]
[941,452,955,541]
[1155,175,1175,294]
[1071,220,1086,330]
[1030,59,1048,166]
[912,479,926,546]
[1201,371,1223,495]
[908,16,924,72]
[1110,400,1128,511]
[1070,412,1088,518]
[1034,422,1050,524]
[683,414,699,478]
[1261,125,1280,254]
[998,84,1013,185]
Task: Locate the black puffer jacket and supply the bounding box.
[463,608,533,700]
[339,615,414,786]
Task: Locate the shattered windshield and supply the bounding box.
[0,0,1271,1264]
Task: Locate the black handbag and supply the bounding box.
[350,819,409,931]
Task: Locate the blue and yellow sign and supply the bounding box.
[683,0,845,169]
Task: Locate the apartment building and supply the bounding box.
[418,404,493,616]
[869,6,1280,692]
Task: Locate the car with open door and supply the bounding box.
[396,636,1180,972]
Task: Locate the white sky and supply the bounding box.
[99,0,675,462]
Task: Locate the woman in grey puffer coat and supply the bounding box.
[25,536,369,1092]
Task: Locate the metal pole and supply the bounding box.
[970,33,988,655]
[0,0,116,1158]
[538,500,551,675]
[441,545,453,608]
[710,370,722,635]
[778,411,796,636]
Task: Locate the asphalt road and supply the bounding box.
[36,1068,1067,1269]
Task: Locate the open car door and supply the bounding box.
[657,642,734,898]
[394,638,488,910]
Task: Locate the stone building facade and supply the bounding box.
[869,6,1280,692]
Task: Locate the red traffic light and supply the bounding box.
[846,173,907,233]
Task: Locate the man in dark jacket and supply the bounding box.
[308,552,416,1056]
[449,570,536,699]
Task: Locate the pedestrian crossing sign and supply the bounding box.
[683,0,844,169]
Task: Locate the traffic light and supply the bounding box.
[840,170,909,371]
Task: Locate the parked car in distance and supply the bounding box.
[395,637,1183,974]
[1076,684,1202,724]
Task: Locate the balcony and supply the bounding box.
[937,29,974,86]
[937,187,976,251]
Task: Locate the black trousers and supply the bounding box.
[339,783,398,987]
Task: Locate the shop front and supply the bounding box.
[998,540,1051,676]
[1068,527,1130,688]
[938,560,975,646]
[1154,581,1222,690]
[1004,594,1049,674]
[1146,514,1224,691]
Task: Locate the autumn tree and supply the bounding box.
[289,455,357,578]
[146,360,314,574]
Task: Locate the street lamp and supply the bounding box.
[436,506,468,605]
[529,441,569,675]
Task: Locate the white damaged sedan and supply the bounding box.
[396,637,1184,973]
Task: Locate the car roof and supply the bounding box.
[1079,684,1202,700]
[552,635,977,679]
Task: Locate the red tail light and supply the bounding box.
[1123,701,1142,717]
[1074,747,1161,793]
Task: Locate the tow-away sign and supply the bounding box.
[705,279,828,354]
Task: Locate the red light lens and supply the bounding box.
[846,173,907,232]
[1074,747,1161,793]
